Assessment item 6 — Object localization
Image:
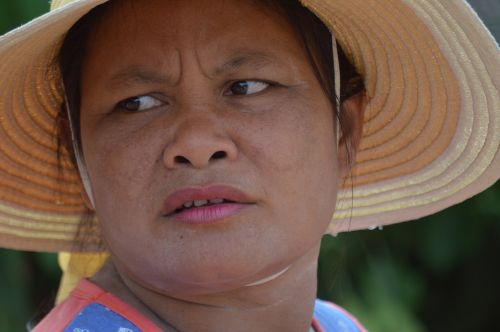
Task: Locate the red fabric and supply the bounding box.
[33,279,162,332]
[311,316,326,332]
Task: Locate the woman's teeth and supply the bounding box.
[183,198,225,209]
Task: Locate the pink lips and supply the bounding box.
[163,185,253,225]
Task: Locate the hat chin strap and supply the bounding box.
[64,95,96,210]
[244,265,291,287]
[331,32,341,145]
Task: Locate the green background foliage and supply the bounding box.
[0,1,498,331]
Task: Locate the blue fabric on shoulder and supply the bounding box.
[313,299,362,332]
[63,302,140,332]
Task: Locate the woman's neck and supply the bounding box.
[92,245,320,332]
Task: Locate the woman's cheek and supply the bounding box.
[83,132,160,244]
[242,98,336,232]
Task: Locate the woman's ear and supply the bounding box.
[337,91,367,179]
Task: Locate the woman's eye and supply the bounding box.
[117,95,165,112]
[225,80,270,96]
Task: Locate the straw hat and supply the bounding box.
[0,0,498,252]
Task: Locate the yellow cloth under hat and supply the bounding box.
[56,252,109,304]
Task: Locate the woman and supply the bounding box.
[0,0,498,331]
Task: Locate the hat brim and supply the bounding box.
[300,0,499,233]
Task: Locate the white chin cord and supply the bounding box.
[244,266,291,287]
[332,32,341,145]
[64,95,96,209]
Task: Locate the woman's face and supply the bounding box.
[80,0,339,295]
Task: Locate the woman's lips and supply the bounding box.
[172,202,248,224]
[163,185,253,224]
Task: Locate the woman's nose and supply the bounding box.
[162,118,238,169]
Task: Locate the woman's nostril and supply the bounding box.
[211,151,227,160]
[174,156,190,164]
[171,150,228,167]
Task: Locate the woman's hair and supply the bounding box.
[56,0,365,248]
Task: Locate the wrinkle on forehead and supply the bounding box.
[107,51,281,91]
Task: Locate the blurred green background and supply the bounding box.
[0,1,498,331]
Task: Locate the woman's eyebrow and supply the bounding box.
[214,52,280,76]
[107,67,172,89]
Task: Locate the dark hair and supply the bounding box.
[57,0,365,247]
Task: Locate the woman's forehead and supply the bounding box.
[83,0,309,82]
[89,0,293,42]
